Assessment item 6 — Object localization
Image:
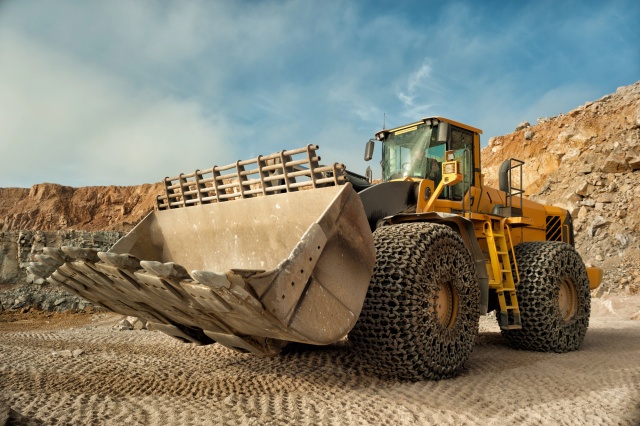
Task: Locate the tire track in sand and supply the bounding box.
[1,305,639,425]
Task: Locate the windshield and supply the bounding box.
[382,123,445,181]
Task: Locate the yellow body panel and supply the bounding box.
[587,267,603,290]
[422,183,552,246]
[381,116,600,319]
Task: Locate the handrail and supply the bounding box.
[156,145,347,210]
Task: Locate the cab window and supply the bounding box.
[445,127,474,200]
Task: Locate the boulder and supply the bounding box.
[114,318,133,331]
[126,316,148,330]
[575,181,589,196]
[578,163,594,174]
[626,152,640,170]
[601,148,628,173]
[596,193,614,203]
[587,216,609,237]
[577,206,589,220]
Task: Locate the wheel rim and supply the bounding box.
[435,281,458,329]
[558,277,578,322]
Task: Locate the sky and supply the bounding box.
[0,0,638,187]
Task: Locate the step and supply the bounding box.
[500,324,523,331]
[498,311,522,330]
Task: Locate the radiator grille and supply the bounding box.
[546,216,563,241]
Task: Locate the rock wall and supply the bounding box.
[0,235,19,285]
[0,183,163,232]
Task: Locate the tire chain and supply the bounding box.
[501,242,590,352]
[350,223,480,380]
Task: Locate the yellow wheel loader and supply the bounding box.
[30,117,602,380]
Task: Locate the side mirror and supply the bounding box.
[437,122,450,144]
[364,139,375,161]
[365,166,372,183]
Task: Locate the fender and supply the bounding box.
[380,211,490,316]
[357,181,417,231]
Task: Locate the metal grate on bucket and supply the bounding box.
[156,145,346,210]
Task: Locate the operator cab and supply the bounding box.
[365,117,479,201]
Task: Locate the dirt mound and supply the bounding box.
[0,183,163,232]
[481,80,640,294]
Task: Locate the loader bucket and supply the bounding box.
[41,146,375,356]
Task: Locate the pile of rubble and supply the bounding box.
[0,230,123,312]
[0,182,162,232]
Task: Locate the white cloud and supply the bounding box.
[0,30,236,187]
[0,0,636,188]
[397,60,432,107]
[394,60,443,120]
[407,62,433,94]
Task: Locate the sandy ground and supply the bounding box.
[1,295,639,426]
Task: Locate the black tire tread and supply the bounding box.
[501,241,590,352]
[350,223,480,380]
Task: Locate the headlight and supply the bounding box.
[443,162,456,174]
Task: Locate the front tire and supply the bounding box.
[349,223,480,380]
[501,242,590,352]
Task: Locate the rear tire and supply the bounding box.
[350,223,480,380]
[501,242,590,352]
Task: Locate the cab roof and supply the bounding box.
[375,116,483,140]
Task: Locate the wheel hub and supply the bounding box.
[435,281,458,329]
[558,277,578,322]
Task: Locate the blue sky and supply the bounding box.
[1,0,638,187]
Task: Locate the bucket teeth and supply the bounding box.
[35,254,63,268]
[191,270,263,311]
[97,252,141,271]
[46,276,61,287]
[170,263,190,279]
[61,246,100,262]
[229,285,253,301]
[43,247,73,263]
[27,262,55,278]
[140,261,190,279]
[191,270,232,289]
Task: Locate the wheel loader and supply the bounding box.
[30,116,603,380]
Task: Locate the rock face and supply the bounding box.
[482,81,640,295]
[0,183,163,232]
